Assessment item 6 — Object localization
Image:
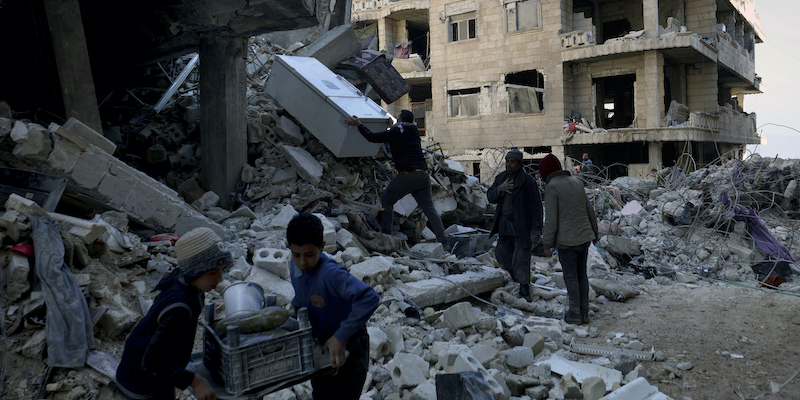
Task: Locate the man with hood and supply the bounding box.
[538,153,599,324]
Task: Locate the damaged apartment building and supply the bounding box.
[351,0,764,181]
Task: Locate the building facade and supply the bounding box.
[350,0,763,181]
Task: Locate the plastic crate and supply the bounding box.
[203,324,315,395]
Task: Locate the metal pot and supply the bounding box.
[222,281,266,318]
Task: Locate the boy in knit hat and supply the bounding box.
[538,154,599,324]
[287,213,379,400]
[116,227,232,400]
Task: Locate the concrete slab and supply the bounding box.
[599,377,672,400]
[401,265,504,308]
[296,23,362,70]
[539,354,622,391]
[63,117,117,155]
[280,145,322,185]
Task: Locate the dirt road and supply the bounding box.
[581,277,800,400]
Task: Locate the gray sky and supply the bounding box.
[744,1,800,159]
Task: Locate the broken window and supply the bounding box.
[593,74,635,129]
[506,70,544,114]
[505,0,541,32]
[449,12,477,42]
[448,88,480,117]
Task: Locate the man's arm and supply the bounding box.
[527,174,543,236]
[344,115,394,143]
[486,173,507,204]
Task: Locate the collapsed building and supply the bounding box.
[0,1,796,400]
[350,0,763,181]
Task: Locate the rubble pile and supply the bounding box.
[1,31,799,400]
[583,158,800,288]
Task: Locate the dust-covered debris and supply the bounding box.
[2,27,800,400]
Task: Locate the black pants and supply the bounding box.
[381,173,447,243]
[496,234,532,296]
[311,333,369,400]
[558,242,591,322]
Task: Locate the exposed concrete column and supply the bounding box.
[642,0,659,39]
[643,50,663,128]
[648,141,662,170]
[43,0,102,132]
[199,36,248,209]
[378,18,398,53]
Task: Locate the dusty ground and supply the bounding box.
[3,274,800,400]
[580,277,800,400]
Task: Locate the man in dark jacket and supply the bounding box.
[344,110,448,247]
[487,149,543,300]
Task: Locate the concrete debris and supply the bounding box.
[2,22,799,400]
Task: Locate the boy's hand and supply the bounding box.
[323,336,346,368]
[190,374,216,400]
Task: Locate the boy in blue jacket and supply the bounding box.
[287,213,380,400]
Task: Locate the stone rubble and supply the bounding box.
[1,28,799,400]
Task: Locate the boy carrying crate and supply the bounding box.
[287,213,380,400]
[116,227,232,400]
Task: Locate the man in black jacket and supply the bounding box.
[487,149,543,300]
[344,110,448,247]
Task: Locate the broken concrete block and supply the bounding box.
[0,117,11,136]
[442,302,479,331]
[540,354,622,391]
[599,377,670,400]
[97,293,142,339]
[402,265,505,308]
[247,267,295,306]
[582,376,607,400]
[96,162,141,209]
[410,380,437,400]
[3,253,30,303]
[349,256,393,287]
[312,213,337,252]
[501,346,534,369]
[22,329,47,359]
[470,343,499,368]
[385,352,428,389]
[12,123,50,159]
[71,149,112,190]
[192,191,220,211]
[280,145,322,185]
[274,116,304,146]
[9,120,27,142]
[271,167,297,185]
[487,368,512,399]
[382,325,404,356]
[253,247,291,279]
[523,332,546,355]
[269,204,299,229]
[172,208,226,238]
[410,242,445,259]
[296,23,362,70]
[49,212,108,244]
[560,373,583,399]
[63,117,117,155]
[368,326,390,360]
[340,246,365,264]
[605,236,642,256]
[5,193,49,217]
